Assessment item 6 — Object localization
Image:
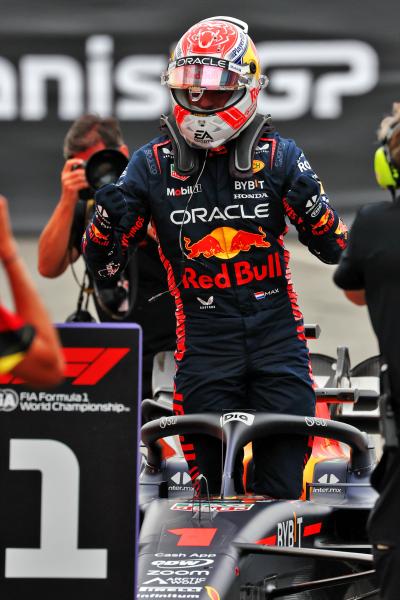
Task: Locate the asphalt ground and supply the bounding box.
[0,232,379,370]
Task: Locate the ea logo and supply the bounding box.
[194,130,213,142]
[220,412,255,427]
[0,388,19,412]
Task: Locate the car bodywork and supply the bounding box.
[138,336,381,600]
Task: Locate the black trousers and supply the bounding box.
[173,310,315,499]
[367,447,400,600]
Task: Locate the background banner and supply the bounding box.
[0,323,141,600]
[0,0,398,231]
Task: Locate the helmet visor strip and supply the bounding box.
[163,57,251,90]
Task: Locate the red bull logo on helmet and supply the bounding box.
[184,226,271,260]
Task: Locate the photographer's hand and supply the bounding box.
[61,158,89,202]
[38,158,88,278]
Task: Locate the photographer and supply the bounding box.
[38,114,175,399]
[334,102,400,600]
[0,195,64,386]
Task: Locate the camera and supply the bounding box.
[74,149,129,201]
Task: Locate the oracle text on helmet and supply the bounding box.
[174,56,231,69]
[0,36,378,121]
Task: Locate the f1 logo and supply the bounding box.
[63,347,130,384]
[0,347,130,386]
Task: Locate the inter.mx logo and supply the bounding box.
[0,347,130,386]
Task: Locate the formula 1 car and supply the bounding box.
[138,327,382,600]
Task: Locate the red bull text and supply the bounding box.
[182,252,282,289]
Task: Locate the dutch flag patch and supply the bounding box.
[254,291,266,300]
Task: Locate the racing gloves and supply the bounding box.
[85,182,147,271]
[94,183,127,225]
[284,174,347,264]
[84,183,128,254]
[286,175,324,223]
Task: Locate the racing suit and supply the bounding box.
[83,127,347,498]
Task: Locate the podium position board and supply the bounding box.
[0,323,141,600]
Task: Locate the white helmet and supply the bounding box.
[162,16,267,149]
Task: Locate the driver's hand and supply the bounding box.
[286,175,322,220]
[61,158,89,202]
[95,184,127,225]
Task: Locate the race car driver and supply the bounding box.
[83,16,348,498]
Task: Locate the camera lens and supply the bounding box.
[85,149,129,192]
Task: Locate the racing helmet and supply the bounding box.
[162,16,267,149]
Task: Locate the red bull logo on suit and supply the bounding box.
[184,226,270,260]
[182,226,282,289]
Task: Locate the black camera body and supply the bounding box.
[75,148,129,201]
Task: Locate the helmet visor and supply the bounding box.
[169,64,246,90]
[172,88,246,114]
[165,56,251,91]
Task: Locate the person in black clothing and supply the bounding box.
[38,114,175,399]
[334,102,400,600]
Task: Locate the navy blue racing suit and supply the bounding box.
[83,127,347,498]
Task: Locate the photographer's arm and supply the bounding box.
[0,196,64,386]
[38,159,88,277]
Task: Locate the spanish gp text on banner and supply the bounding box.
[0,322,141,600]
